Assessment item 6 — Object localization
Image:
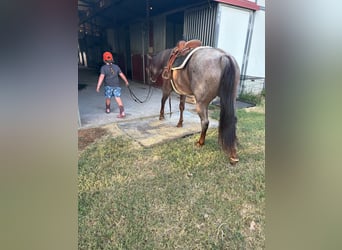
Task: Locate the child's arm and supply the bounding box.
[119,72,129,86]
[96,74,105,92]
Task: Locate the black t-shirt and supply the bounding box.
[100,63,122,87]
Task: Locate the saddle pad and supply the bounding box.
[171,46,212,70]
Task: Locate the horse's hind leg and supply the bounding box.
[177,95,186,127]
[229,146,238,165]
[195,103,209,146]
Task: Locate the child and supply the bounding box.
[96,51,129,118]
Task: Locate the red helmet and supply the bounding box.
[103,51,113,61]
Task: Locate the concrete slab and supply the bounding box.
[78,67,196,128]
[117,110,218,147]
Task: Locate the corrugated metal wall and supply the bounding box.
[130,22,144,54]
[106,29,118,52]
[184,4,217,46]
[152,16,166,53]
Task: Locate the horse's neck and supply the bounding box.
[153,49,172,70]
[162,49,172,66]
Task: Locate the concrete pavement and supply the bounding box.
[78,67,199,128]
[78,66,252,147]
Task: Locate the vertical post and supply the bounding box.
[142,28,145,84]
[239,10,255,95]
[78,105,82,128]
[145,0,150,83]
[146,0,150,50]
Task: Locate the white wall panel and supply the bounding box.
[257,0,266,8]
[246,10,265,77]
[216,4,250,69]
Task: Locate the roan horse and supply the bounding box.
[147,46,240,164]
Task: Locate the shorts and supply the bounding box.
[104,86,121,98]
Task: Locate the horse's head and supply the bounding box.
[146,49,172,84]
[146,54,161,84]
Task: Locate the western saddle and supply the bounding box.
[162,39,202,79]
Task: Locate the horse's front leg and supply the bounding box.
[176,95,186,127]
[159,80,172,120]
[195,103,209,146]
[159,94,168,120]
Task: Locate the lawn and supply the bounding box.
[78,103,265,249]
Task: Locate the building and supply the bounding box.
[78,0,265,94]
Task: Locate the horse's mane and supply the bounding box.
[153,49,172,68]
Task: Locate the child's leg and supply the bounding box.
[115,97,125,117]
[106,98,111,106]
[105,98,111,113]
[113,87,125,118]
[104,86,113,113]
[114,96,123,107]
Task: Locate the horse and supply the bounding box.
[147,46,240,164]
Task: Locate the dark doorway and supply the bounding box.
[124,25,132,78]
[166,12,184,49]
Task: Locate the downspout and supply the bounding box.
[142,27,145,84]
[239,10,256,95]
[144,0,150,84]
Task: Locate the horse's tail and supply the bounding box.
[218,54,240,160]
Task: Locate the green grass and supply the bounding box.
[238,89,265,106]
[79,105,265,249]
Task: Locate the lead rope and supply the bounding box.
[109,63,152,103]
[169,94,172,117]
[127,84,153,103]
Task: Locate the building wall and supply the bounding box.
[256,0,265,7]
[215,4,251,70]
[97,1,265,87]
[215,2,265,94]
[184,5,217,46]
[130,22,144,54]
[152,15,166,53]
[129,21,151,82]
[246,9,265,77]
[106,29,118,52]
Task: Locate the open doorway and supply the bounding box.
[166,12,184,49]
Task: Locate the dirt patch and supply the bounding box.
[78,127,108,151]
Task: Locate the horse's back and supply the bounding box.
[183,48,225,102]
[190,48,230,77]
[189,47,239,84]
[189,48,230,74]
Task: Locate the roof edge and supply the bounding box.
[213,0,260,11]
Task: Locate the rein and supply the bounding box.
[168,93,172,117]
[127,84,153,104]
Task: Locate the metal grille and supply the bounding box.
[184,4,217,46]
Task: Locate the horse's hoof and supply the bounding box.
[176,123,183,128]
[159,116,165,120]
[229,157,239,165]
[195,141,204,147]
